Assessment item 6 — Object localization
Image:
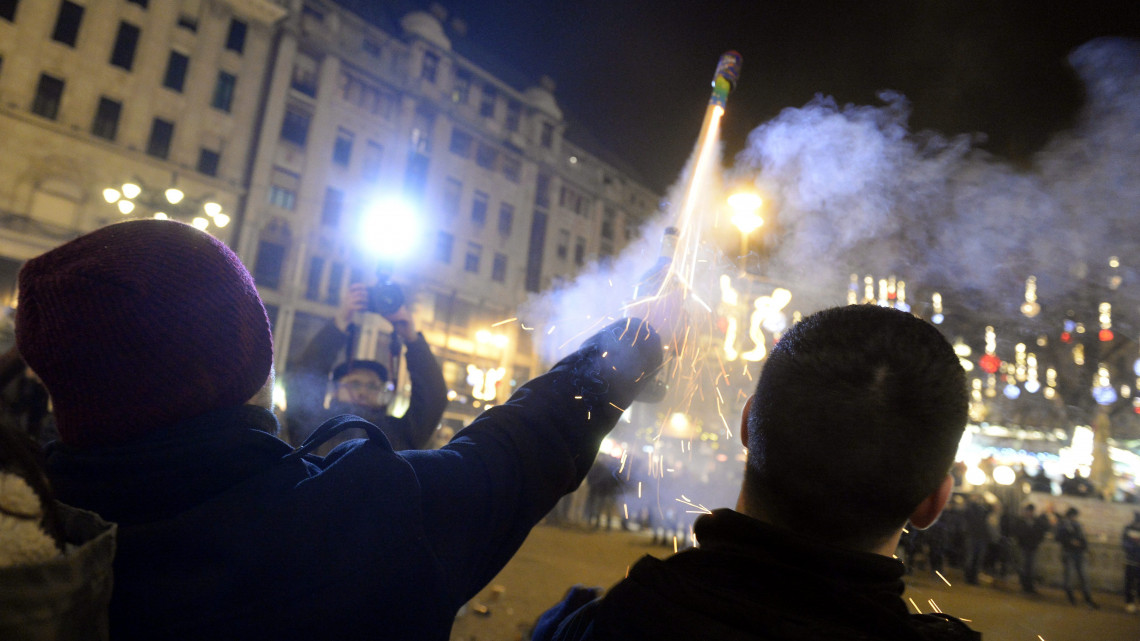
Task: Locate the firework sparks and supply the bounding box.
[908,598,921,613]
[492,317,517,327]
[934,570,952,587]
[927,599,941,613]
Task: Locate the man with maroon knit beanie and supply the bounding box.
[17,220,664,641]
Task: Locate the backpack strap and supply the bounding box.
[283,414,390,462]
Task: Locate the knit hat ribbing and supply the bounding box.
[15,220,273,448]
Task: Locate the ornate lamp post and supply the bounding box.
[102,177,229,231]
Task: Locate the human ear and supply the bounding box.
[909,474,954,530]
[739,394,755,448]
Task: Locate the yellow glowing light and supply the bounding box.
[203,201,222,217]
[191,217,209,230]
[272,382,287,412]
[213,213,230,227]
[165,187,185,204]
[117,200,135,214]
[993,465,1016,486]
[727,192,764,235]
[102,188,121,203]
[153,212,169,220]
[121,183,141,199]
[965,466,987,486]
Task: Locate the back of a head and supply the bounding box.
[745,305,967,549]
[16,220,273,448]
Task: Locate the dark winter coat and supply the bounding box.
[535,509,980,641]
[45,319,661,641]
[284,321,448,450]
[1012,514,1052,551]
[1055,517,1089,556]
[1122,519,1140,565]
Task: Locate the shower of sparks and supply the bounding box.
[676,495,713,515]
[1037,636,1046,641]
[934,570,952,587]
[927,599,941,613]
[908,598,920,613]
[673,536,679,553]
[547,325,556,335]
[492,317,517,327]
[624,504,629,519]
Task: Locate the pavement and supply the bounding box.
[450,523,1140,641]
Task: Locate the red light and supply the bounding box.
[1099,329,1114,342]
[979,353,1001,374]
[1060,332,1072,343]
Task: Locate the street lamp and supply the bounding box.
[727,190,763,273]
[102,177,229,230]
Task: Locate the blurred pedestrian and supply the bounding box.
[1123,511,1140,613]
[1012,503,1052,594]
[1055,507,1098,608]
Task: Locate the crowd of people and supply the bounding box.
[0,219,1137,640]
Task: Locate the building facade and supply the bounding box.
[0,0,661,433]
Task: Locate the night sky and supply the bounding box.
[386,0,1140,192]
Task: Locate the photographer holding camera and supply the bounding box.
[284,281,447,452]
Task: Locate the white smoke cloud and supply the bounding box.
[523,37,1140,361]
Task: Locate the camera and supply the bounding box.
[365,280,405,316]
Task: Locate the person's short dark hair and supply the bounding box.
[331,360,388,383]
[1024,503,1036,513]
[744,305,967,549]
[1065,507,1079,518]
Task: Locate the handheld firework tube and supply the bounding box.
[710,51,742,107]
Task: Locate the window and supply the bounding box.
[505,100,522,132]
[479,85,496,118]
[326,263,343,305]
[91,97,121,139]
[225,19,247,53]
[602,207,616,240]
[452,69,471,104]
[560,186,587,216]
[525,211,548,293]
[535,172,551,208]
[464,242,482,273]
[497,203,514,236]
[31,74,64,120]
[448,128,472,158]
[574,237,586,266]
[268,167,299,210]
[197,148,220,176]
[421,50,439,83]
[556,229,570,260]
[321,187,343,226]
[471,191,488,226]
[163,51,189,92]
[305,256,324,300]
[280,107,310,146]
[442,177,462,216]
[176,14,197,32]
[291,52,318,97]
[404,152,429,196]
[332,129,353,166]
[110,22,141,70]
[361,141,383,181]
[362,40,380,57]
[253,241,286,289]
[492,253,507,283]
[410,107,433,153]
[146,118,174,158]
[211,72,236,112]
[475,143,497,170]
[501,156,521,183]
[540,122,554,148]
[51,2,83,47]
[1,0,18,21]
[435,232,453,263]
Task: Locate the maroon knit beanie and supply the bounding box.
[15,220,274,448]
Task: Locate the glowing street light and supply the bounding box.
[728,190,763,272]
